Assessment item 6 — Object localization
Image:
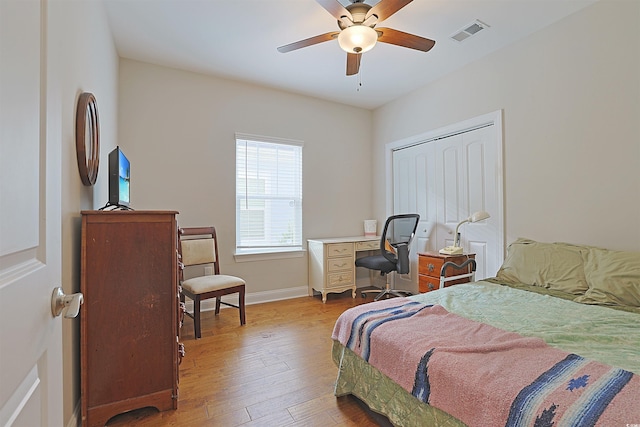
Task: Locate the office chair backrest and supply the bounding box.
[380,214,420,274]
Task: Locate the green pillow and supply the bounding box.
[574,248,640,307]
[495,238,589,295]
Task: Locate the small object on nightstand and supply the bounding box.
[439,245,463,255]
[418,252,476,293]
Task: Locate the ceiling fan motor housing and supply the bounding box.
[338,3,374,29]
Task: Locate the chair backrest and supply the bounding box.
[178,226,220,275]
[380,214,420,274]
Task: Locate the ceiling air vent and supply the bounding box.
[451,20,489,42]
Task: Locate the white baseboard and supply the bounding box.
[182,286,309,313]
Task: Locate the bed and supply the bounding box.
[331,238,640,426]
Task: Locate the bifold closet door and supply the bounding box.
[393,142,436,291]
[393,124,502,281]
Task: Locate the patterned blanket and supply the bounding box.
[331,298,640,427]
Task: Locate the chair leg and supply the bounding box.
[374,276,393,301]
[239,287,246,326]
[373,273,413,301]
[194,296,202,339]
[215,296,221,315]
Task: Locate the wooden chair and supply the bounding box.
[178,226,246,339]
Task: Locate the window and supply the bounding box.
[235,133,303,255]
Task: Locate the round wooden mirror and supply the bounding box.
[75,92,100,186]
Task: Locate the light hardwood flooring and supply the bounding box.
[106,291,389,426]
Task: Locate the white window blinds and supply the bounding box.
[235,134,303,251]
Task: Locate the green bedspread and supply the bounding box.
[332,281,640,426]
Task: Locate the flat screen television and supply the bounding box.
[108,146,131,208]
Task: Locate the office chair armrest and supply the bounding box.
[396,243,410,274]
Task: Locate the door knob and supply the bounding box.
[51,287,84,318]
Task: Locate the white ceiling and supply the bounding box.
[104,0,597,110]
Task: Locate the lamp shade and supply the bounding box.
[338,25,378,54]
[469,210,490,223]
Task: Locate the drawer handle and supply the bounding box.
[335,262,347,268]
[428,263,435,272]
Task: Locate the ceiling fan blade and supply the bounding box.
[277,31,340,53]
[366,0,412,22]
[376,27,435,52]
[346,53,361,76]
[316,0,351,20]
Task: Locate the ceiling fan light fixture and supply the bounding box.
[338,25,377,54]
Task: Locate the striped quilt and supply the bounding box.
[331,298,640,427]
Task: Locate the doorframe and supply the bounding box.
[384,109,505,262]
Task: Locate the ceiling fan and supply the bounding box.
[277,0,435,76]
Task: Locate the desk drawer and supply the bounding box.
[327,272,353,287]
[327,256,353,272]
[355,240,379,251]
[327,243,353,258]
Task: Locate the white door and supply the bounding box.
[392,143,436,291]
[392,118,503,284]
[0,1,64,426]
[434,125,502,279]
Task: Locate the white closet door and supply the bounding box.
[434,125,501,279]
[392,143,436,291]
[393,123,503,283]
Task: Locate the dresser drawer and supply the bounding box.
[327,272,353,287]
[418,256,443,276]
[327,256,353,272]
[355,240,379,251]
[327,243,353,257]
[419,275,440,293]
[419,254,475,278]
[419,274,471,292]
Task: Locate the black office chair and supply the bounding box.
[357,213,420,301]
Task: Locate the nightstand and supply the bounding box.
[418,252,476,293]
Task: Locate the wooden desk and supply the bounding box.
[418,252,476,293]
[307,236,379,303]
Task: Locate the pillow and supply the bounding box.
[574,248,640,307]
[495,238,589,295]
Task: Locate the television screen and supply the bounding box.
[108,146,130,208]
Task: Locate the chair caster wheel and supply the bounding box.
[361,293,367,299]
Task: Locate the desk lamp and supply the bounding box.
[439,210,490,255]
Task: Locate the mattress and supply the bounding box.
[332,281,640,426]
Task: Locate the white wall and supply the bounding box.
[118,60,374,295]
[49,0,119,424]
[372,0,640,252]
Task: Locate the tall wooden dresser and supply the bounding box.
[80,210,182,426]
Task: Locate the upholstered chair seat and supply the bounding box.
[181,275,245,294]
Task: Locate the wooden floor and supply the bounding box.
[106,291,390,426]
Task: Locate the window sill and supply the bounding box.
[233,248,306,263]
